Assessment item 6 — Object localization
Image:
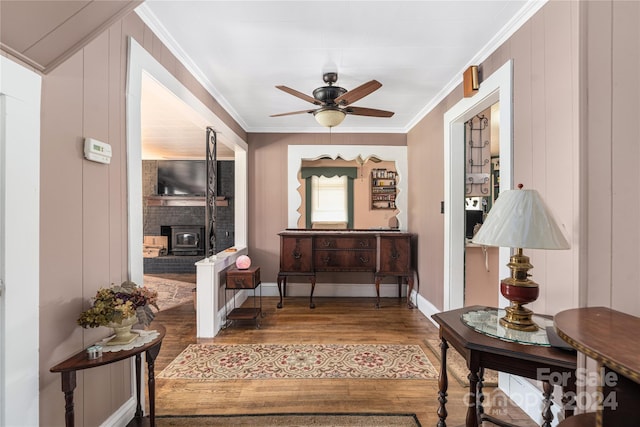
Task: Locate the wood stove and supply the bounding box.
[161,225,205,256]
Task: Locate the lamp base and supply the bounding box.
[499,304,539,332]
[499,250,541,332]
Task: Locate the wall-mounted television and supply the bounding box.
[157,160,206,196]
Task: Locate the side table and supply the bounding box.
[50,324,165,427]
[225,266,262,328]
[555,307,640,427]
[432,306,577,427]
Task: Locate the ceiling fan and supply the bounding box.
[270,72,394,127]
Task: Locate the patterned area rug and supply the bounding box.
[424,338,498,387]
[157,413,421,426]
[158,344,437,380]
[143,275,194,311]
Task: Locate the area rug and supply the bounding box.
[424,338,498,387]
[143,275,194,311]
[156,413,421,426]
[158,344,437,380]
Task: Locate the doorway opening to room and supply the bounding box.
[443,60,513,312]
[463,103,500,307]
[127,39,248,314]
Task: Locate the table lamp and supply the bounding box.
[472,184,570,331]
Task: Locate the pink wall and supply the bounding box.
[408,1,582,313]
[247,133,406,285]
[465,247,499,307]
[407,0,640,318]
[39,13,245,426]
[584,0,640,314]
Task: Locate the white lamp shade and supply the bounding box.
[472,188,570,250]
[314,108,346,127]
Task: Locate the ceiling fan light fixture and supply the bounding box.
[314,108,346,128]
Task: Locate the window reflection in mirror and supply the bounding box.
[297,156,399,230]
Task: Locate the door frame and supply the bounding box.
[0,56,41,427]
[443,60,514,310]
[125,38,248,286]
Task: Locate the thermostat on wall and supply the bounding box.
[84,138,112,164]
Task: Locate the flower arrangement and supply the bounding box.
[77,281,159,328]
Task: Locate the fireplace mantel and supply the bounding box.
[146,195,204,207]
[146,195,228,207]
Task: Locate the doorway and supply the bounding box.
[126,38,249,311]
[463,104,500,307]
[443,60,513,311]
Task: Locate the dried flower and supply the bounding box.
[77,281,159,328]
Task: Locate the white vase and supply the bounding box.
[105,315,139,345]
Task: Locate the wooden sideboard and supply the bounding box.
[277,229,415,308]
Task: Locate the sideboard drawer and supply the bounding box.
[314,249,376,271]
[314,236,376,250]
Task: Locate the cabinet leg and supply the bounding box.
[309,276,316,309]
[374,277,381,308]
[406,276,415,309]
[277,275,285,309]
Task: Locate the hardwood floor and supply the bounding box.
[152,289,539,426]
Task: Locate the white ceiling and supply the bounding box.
[137,0,543,143]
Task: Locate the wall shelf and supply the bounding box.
[371,168,397,210]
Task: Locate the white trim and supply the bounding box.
[269,282,411,299]
[500,373,563,427]
[0,56,41,427]
[99,397,136,427]
[287,145,408,230]
[415,294,441,329]
[443,60,514,311]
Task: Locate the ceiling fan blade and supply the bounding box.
[276,85,322,105]
[334,80,382,106]
[270,109,316,117]
[345,106,394,118]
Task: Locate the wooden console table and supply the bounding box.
[277,229,415,308]
[554,307,640,427]
[432,306,577,427]
[50,325,166,427]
